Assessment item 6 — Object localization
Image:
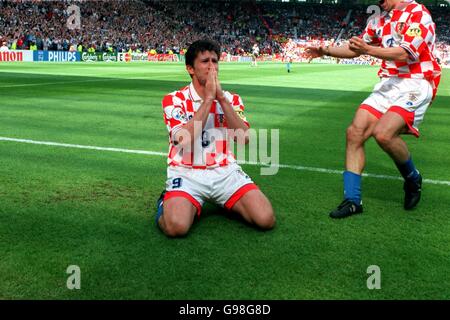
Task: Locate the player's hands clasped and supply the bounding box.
[215,72,225,101]
[205,68,225,102]
[205,67,217,101]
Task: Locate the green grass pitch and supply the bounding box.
[0,62,449,299]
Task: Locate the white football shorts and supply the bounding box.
[164,162,258,216]
[360,77,433,137]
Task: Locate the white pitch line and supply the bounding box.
[0,137,165,156]
[1,136,450,187]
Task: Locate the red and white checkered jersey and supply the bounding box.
[361,0,441,98]
[162,83,249,169]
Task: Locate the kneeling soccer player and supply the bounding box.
[155,39,275,237]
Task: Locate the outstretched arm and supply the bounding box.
[305,43,361,61]
[349,37,409,62]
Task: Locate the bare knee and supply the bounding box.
[235,192,275,229]
[160,200,195,237]
[346,124,365,146]
[161,215,191,237]
[253,207,276,230]
[373,128,392,148]
[258,213,276,230]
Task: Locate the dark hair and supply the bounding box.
[185,39,221,67]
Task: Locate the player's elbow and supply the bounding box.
[396,48,410,62]
[233,136,249,145]
[233,127,250,145]
[174,136,198,151]
[173,127,193,148]
[397,53,409,62]
[395,53,409,62]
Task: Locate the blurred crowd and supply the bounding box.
[0,0,449,56]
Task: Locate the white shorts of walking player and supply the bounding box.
[360,77,433,137]
[165,162,258,216]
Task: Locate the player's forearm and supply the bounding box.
[366,46,409,62]
[174,98,213,146]
[217,97,249,144]
[323,44,360,59]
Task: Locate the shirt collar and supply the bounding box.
[189,82,202,102]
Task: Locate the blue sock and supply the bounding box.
[396,156,420,182]
[343,171,362,204]
[155,197,164,225]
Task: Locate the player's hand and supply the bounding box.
[205,67,216,101]
[215,72,225,101]
[304,47,324,62]
[348,37,370,55]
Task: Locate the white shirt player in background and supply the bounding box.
[251,43,259,67]
[157,39,275,237]
[0,42,9,51]
[284,49,294,73]
[283,39,296,72]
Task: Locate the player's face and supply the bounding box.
[187,50,219,86]
[378,0,399,11]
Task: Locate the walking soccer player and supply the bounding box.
[305,0,441,218]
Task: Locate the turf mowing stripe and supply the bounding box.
[0,73,187,88]
[2,136,450,187]
[0,78,122,88]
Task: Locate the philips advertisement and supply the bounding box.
[33,51,81,62]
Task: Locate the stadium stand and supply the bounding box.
[0,0,448,64]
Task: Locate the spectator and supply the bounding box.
[0,0,447,55]
[0,41,9,51]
